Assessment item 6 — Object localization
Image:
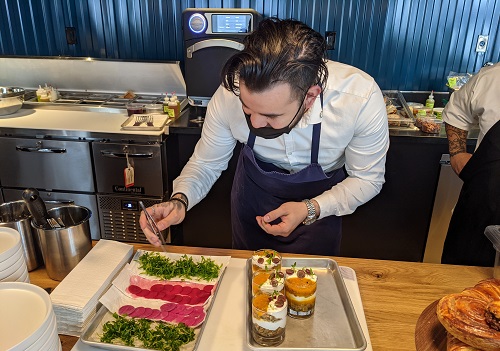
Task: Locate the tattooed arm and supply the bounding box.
[445,122,472,175]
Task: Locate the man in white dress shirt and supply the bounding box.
[141,18,389,255]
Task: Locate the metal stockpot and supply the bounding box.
[0,200,42,271]
[32,205,92,281]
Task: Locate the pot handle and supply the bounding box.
[22,188,51,229]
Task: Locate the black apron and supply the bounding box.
[441,119,500,266]
[231,121,346,256]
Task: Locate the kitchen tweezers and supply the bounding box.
[139,201,168,253]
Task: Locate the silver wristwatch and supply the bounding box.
[302,199,317,225]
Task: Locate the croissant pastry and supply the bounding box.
[447,332,482,351]
[437,279,500,351]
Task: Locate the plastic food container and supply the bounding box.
[485,225,500,278]
[145,104,163,114]
[406,102,424,115]
[414,106,433,117]
[126,103,145,116]
[433,107,444,119]
[420,117,442,134]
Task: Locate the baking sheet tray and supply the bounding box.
[80,267,227,351]
[246,258,366,351]
[121,114,170,131]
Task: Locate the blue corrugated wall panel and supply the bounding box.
[0,0,498,90]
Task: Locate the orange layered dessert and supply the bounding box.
[252,269,285,295]
[252,249,281,272]
[284,265,317,318]
[251,292,287,346]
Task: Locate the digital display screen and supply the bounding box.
[211,14,251,33]
[121,199,138,211]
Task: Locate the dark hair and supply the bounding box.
[221,18,328,100]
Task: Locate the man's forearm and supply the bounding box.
[445,123,468,156]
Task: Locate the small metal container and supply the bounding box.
[32,205,92,281]
[0,87,25,116]
[0,200,42,271]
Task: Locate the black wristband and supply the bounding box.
[170,193,188,212]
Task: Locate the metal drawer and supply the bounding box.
[0,137,94,192]
[92,142,166,197]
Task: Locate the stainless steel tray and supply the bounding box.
[80,267,227,351]
[246,258,366,351]
[121,114,170,131]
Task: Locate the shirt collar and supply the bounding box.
[296,94,323,128]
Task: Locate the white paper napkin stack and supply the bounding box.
[50,239,133,336]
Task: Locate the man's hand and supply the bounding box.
[450,152,472,175]
[139,201,186,246]
[256,200,319,237]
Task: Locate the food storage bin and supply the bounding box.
[420,117,442,134]
[145,104,163,114]
[485,225,500,278]
[126,103,145,116]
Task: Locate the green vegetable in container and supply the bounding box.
[138,252,222,281]
[100,313,195,351]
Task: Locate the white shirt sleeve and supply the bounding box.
[314,82,389,217]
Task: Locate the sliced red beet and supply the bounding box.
[163,284,173,292]
[156,291,166,299]
[180,286,192,295]
[160,303,176,313]
[196,290,210,298]
[149,309,162,320]
[182,305,194,316]
[181,316,198,327]
[172,304,186,314]
[118,305,135,316]
[128,285,142,295]
[162,311,177,322]
[173,313,186,324]
[180,295,191,304]
[172,295,183,303]
[190,288,201,296]
[192,306,204,314]
[203,285,214,293]
[142,307,154,318]
[189,296,201,305]
[171,285,183,294]
[137,289,150,298]
[146,290,159,299]
[151,284,164,292]
[163,293,176,302]
[129,306,145,318]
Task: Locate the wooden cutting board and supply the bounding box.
[415,299,447,351]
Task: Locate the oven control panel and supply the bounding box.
[183,8,261,40]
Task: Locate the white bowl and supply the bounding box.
[0,227,22,262]
[17,268,30,282]
[0,252,25,279]
[0,282,54,350]
[1,257,28,282]
[25,313,57,351]
[0,243,23,270]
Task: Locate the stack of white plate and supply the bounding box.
[0,227,30,282]
[0,282,61,350]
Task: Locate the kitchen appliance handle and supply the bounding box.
[186,39,244,58]
[44,199,75,205]
[100,151,153,159]
[16,146,67,153]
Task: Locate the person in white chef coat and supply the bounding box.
[441,62,500,266]
[140,18,389,255]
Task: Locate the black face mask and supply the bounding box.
[244,96,306,139]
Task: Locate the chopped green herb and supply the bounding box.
[138,252,222,281]
[100,313,195,351]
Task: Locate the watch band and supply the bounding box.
[302,199,317,225]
